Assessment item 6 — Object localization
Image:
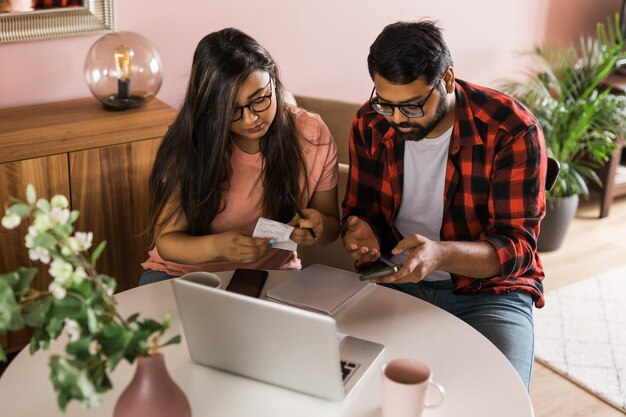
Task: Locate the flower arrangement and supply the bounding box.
[0,185,180,410]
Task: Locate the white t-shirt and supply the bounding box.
[390,126,453,281]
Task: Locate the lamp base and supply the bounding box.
[102,95,146,111]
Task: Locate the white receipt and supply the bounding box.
[252,217,297,251]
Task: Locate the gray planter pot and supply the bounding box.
[537,194,579,252]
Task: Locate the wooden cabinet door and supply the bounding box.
[0,154,70,353]
[69,138,161,293]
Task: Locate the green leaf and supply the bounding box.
[52,223,71,242]
[30,327,50,354]
[22,296,53,328]
[86,307,99,333]
[34,233,56,251]
[26,184,36,205]
[90,241,107,265]
[126,312,140,323]
[7,203,30,218]
[13,267,38,297]
[98,324,133,370]
[0,278,21,332]
[68,210,80,224]
[65,337,91,360]
[0,271,19,288]
[0,345,6,362]
[49,355,102,411]
[159,334,181,349]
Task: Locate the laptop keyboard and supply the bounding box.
[340,360,360,382]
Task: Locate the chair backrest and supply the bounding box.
[546,156,560,192]
[298,163,356,271]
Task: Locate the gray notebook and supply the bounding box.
[266,264,375,316]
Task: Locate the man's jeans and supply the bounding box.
[383,278,534,391]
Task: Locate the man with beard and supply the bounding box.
[341,20,547,391]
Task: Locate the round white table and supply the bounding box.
[0,269,534,417]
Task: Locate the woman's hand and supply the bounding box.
[215,230,274,263]
[289,208,324,246]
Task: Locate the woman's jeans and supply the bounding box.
[383,279,534,392]
[138,269,175,286]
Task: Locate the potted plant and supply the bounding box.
[502,14,626,251]
[0,185,189,416]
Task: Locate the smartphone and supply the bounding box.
[359,265,400,281]
[226,268,268,298]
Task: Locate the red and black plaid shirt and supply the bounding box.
[343,79,547,307]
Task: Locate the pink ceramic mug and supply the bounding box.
[381,358,445,417]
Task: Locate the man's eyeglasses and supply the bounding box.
[369,78,441,118]
[232,79,273,122]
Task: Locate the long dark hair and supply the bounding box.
[367,20,453,84]
[148,28,307,240]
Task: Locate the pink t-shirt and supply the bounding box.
[142,106,338,276]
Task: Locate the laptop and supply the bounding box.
[171,274,384,401]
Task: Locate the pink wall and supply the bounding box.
[0,0,621,110]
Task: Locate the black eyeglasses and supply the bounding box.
[232,79,273,122]
[369,78,441,118]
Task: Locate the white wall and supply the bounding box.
[0,0,621,110]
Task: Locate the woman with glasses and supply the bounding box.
[139,28,340,285]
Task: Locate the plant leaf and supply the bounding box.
[34,233,57,251]
[90,241,107,265]
[7,203,30,218]
[159,334,181,349]
[22,296,53,328]
[0,278,21,332]
[13,267,38,297]
[26,184,36,205]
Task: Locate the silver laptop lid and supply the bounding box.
[172,276,346,401]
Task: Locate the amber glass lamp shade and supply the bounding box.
[85,31,163,110]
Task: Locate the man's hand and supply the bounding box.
[373,233,443,284]
[342,216,381,262]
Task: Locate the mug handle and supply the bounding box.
[424,381,445,408]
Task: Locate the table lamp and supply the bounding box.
[85,31,163,110]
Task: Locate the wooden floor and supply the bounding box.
[530,192,626,417]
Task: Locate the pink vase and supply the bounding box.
[113,354,191,417]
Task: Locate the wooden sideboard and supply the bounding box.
[0,98,177,353]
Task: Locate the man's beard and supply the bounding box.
[391,88,449,141]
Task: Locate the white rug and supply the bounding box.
[535,265,626,412]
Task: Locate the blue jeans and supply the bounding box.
[383,279,534,391]
[138,269,175,286]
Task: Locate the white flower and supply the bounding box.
[49,258,74,284]
[50,195,69,209]
[25,234,34,249]
[1,212,21,229]
[64,318,81,342]
[66,231,93,253]
[88,341,101,355]
[48,207,70,225]
[28,247,51,264]
[49,281,67,299]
